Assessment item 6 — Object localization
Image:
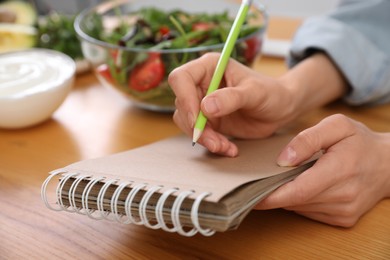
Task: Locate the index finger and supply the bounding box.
[168,53,221,117]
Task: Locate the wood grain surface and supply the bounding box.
[1,17,389,259]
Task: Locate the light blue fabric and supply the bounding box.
[288,0,390,105]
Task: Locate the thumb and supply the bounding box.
[277,114,355,167]
[201,84,264,118]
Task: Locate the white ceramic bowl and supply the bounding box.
[0,49,75,129]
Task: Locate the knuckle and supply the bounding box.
[201,52,220,61]
[333,201,361,228]
[340,187,359,202]
[340,203,358,218]
[290,184,311,205]
[168,68,180,88]
[334,216,359,228]
[339,159,360,180]
[330,113,348,122]
[227,88,242,108]
[232,83,263,111]
[174,97,181,109]
[327,114,355,133]
[294,130,320,153]
[173,95,186,110]
[172,109,180,123]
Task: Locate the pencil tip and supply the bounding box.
[192,128,202,147]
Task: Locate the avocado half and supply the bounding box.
[0,1,37,25]
[0,23,37,53]
[0,1,37,53]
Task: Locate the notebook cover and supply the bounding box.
[57,134,299,202]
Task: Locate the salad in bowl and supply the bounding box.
[75,0,267,112]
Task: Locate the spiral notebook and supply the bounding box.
[41,134,317,237]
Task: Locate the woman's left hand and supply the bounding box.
[254,114,390,227]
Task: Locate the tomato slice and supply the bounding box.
[96,64,113,83]
[129,53,165,92]
[244,37,261,63]
[159,25,170,37]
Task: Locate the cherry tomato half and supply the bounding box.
[244,37,261,63]
[129,53,165,92]
[96,64,113,83]
[159,25,170,37]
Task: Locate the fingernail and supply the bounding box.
[277,146,297,166]
[203,97,219,114]
[188,112,195,128]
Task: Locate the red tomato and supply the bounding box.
[96,64,113,83]
[244,37,261,63]
[130,53,165,92]
[159,25,170,37]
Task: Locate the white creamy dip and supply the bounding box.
[0,49,75,98]
[0,49,76,128]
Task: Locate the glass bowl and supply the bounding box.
[75,0,267,112]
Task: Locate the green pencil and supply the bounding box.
[192,0,254,145]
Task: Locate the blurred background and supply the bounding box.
[29,0,340,16]
[26,0,101,14]
[0,0,342,119]
[262,0,339,17]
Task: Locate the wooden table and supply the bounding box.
[1,18,390,259]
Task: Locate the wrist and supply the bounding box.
[279,52,348,116]
[277,74,306,120]
[273,77,302,122]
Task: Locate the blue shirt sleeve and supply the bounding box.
[288,0,390,105]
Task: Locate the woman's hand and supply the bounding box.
[255,114,390,227]
[168,53,297,157]
[168,52,347,157]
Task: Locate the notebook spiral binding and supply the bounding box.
[41,170,216,237]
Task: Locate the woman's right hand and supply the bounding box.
[168,53,297,157]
